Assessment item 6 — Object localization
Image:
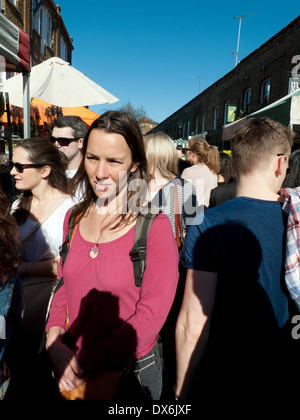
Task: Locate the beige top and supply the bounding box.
[181,164,218,207]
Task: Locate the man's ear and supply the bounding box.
[275,155,285,177]
[78,138,84,150]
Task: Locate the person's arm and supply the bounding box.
[19,256,61,277]
[175,268,217,400]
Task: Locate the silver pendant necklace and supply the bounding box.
[89,205,102,259]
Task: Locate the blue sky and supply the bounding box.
[59,1,299,123]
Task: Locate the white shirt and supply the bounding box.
[12,196,76,262]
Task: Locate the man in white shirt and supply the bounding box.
[51,116,87,179]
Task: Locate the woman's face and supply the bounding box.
[85,129,138,202]
[10,147,43,191]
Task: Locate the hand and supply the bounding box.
[46,331,86,391]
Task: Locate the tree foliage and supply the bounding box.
[117,100,147,122]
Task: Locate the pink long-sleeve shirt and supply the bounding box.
[47,211,179,375]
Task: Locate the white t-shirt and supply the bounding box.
[12,196,76,262]
[181,164,218,207]
[66,168,77,179]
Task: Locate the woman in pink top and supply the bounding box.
[46,111,179,400]
[181,138,220,208]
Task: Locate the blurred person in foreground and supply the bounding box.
[0,188,23,400]
[175,118,299,407]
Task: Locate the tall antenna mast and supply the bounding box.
[194,75,206,94]
[233,14,257,67]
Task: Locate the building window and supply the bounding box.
[260,78,271,105]
[224,100,230,124]
[243,88,252,114]
[213,105,219,129]
[187,120,191,138]
[195,114,200,134]
[46,12,52,48]
[201,112,206,132]
[33,5,53,54]
[60,35,68,61]
[182,122,186,139]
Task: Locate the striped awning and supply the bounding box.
[173,139,188,147]
[0,13,30,73]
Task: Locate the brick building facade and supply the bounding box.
[1,0,73,67]
[150,15,300,149]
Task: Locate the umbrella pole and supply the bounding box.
[23,71,30,138]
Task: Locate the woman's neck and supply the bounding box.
[30,183,63,205]
[148,171,175,192]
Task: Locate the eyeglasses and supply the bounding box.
[49,136,78,147]
[277,153,290,160]
[10,161,45,173]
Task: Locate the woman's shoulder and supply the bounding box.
[181,166,194,178]
[55,194,77,212]
[148,212,173,236]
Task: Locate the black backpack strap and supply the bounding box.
[129,212,158,287]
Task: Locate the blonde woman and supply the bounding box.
[144,132,198,242]
[181,137,220,208]
[144,132,198,397]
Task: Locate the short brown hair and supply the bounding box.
[231,117,294,176]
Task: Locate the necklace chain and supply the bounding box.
[92,204,102,245]
[89,205,102,258]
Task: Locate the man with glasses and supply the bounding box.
[175,118,298,407]
[51,116,87,179]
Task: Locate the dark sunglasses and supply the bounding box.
[49,136,78,147]
[10,161,45,173]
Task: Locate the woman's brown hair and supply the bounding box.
[12,138,69,225]
[69,111,148,231]
[0,188,20,286]
[188,137,220,174]
[15,138,69,193]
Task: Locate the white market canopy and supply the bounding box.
[3,56,119,108]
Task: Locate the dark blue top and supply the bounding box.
[185,197,298,395]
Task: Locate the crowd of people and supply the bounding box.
[0,111,299,403]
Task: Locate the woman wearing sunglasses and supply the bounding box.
[10,138,76,278]
[7,138,76,399]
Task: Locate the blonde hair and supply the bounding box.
[144,132,178,181]
[188,137,220,174]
